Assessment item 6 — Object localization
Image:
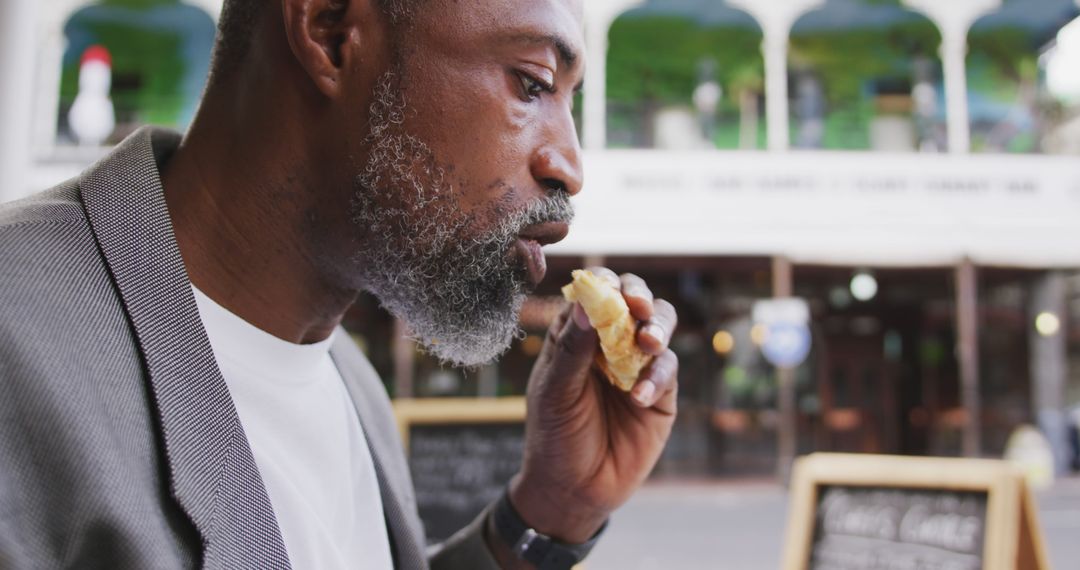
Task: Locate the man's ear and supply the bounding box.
[281,0,372,98]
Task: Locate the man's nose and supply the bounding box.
[530,110,584,197]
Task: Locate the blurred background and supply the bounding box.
[3,0,1080,567]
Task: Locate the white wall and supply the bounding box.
[0,0,39,203]
[553,150,1080,268]
[0,0,224,203]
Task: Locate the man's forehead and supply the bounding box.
[432,0,585,59]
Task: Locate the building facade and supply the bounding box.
[3,0,1080,478]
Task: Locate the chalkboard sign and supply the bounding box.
[393,398,527,543]
[783,453,1049,570]
[812,486,987,570]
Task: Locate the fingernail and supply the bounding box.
[633,381,656,406]
[643,323,665,344]
[572,303,591,330]
[630,285,653,301]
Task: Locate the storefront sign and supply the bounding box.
[754,298,811,368]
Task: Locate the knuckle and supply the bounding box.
[555,328,581,355]
[647,350,679,386]
[654,300,678,327]
[662,349,679,378]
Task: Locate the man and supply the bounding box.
[0,0,679,568]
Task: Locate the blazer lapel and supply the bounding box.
[79,127,290,569]
[331,335,429,570]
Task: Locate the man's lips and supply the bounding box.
[516,221,570,287]
[518,221,570,247]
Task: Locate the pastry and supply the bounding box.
[561,269,653,391]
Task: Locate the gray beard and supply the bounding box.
[351,72,574,368]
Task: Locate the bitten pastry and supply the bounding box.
[561,269,653,391]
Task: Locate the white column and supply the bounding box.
[582,0,643,151]
[763,30,791,152]
[185,0,225,21]
[903,0,1001,154]
[0,0,40,203]
[730,0,823,152]
[942,31,973,154]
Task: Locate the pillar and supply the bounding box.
[1030,272,1069,475]
[941,31,972,154]
[393,318,416,399]
[903,0,1001,154]
[772,256,796,480]
[729,0,824,152]
[762,30,792,152]
[955,258,981,457]
[582,0,643,151]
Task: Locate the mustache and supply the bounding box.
[465,189,574,252]
[512,190,575,231]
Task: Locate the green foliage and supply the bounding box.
[606,14,765,148]
[968,28,1040,86]
[786,15,941,150]
[789,22,941,107]
[607,15,764,108]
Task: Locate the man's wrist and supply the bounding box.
[486,485,607,570]
[507,473,609,544]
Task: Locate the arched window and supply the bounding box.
[967,0,1080,154]
[57,0,216,146]
[607,1,765,150]
[789,0,944,152]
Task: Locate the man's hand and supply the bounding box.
[489,267,678,562]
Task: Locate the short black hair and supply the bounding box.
[210,0,418,79]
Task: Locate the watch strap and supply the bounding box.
[492,489,606,570]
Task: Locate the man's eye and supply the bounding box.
[517,72,551,101]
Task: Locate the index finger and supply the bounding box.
[586,266,621,289]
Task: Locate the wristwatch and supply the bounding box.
[492,489,607,570]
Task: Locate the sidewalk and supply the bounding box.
[587,476,1080,570]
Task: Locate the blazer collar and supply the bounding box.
[79,127,290,567]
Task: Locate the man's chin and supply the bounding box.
[404,290,527,369]
[416,326,518,370]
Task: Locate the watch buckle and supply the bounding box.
[512,528,541,557]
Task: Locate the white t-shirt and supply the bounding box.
[192,286,395,570]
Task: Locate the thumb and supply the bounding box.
[539,303,598,387]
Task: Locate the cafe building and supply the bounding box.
[4,0,1080,479]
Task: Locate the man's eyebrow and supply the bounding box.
[504,31,580,69]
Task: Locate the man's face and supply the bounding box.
[350,0,585,367]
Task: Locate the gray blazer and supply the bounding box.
[0,128,499,570]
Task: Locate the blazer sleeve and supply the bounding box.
[427,504,501,570]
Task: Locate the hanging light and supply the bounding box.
[850,271,878,302]
[1035,312,1061,337]
[712,330,735,355]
